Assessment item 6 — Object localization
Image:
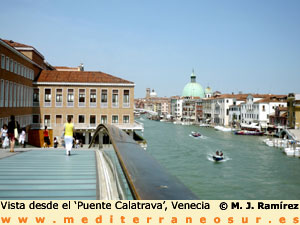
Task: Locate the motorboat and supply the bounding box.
[234,130,264,136]
[212,155,224,162]
[190,131,201,137]
[199,123,210,127]
[214,126,233,132]
[284,147,295,157]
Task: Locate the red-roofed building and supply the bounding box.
[0,38,139,147]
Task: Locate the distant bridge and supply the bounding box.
[134,108,158,116]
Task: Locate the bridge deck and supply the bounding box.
[0,149,98,200]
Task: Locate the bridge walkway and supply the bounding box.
[0,149,98,200]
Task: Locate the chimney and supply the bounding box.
[78,63,84,71]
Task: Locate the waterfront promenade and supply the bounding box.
[0,148,98,200]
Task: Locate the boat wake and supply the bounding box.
[207,153,231,162]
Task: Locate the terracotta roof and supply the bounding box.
[2,39,33,48]
[255,96,287,103]
[36,70,133,84]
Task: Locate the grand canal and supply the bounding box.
[137,117,300,199]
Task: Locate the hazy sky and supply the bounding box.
[1,0,299,98]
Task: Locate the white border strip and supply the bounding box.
[33,82,135,87]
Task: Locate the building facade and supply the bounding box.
[287,93,300,129]
[0,38,138,146]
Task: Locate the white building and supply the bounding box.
[240,95,287,129]
[171,97,183,120]
[203,94,250,126]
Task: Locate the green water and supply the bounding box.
[137,117,300,199]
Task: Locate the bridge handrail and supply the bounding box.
[89,124,197,200]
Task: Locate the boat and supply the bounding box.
[190,131,201,137]
[234,130,264,136]
[199,123,210,127]
[212,155,224,162]
[214,126,233,132]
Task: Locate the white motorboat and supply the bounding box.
[284,147,295,157]
[214,126,233,132]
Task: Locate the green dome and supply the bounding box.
[182,71,205,98]
[205,86,212,94]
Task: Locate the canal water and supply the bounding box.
[137,117,300,199]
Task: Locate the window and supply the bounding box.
[78,115,85,123]
[21,65,24,76]
[44,88,51,107]
[44,115,51,126]
[32,115,39,124]
[112,115,118,124]
[56,89,63,107]
[24,67,27,78]
[90,115,96,126]
[262,105,265,112]
[1,55,5,69]
[56,115,62,124]
[101,89,108,107]
[17,63,20,75]
[6,57,9,70]
[112,90,119,107]
[0,80,4,107]
[33,88,39,107]
[14,61,17,74]
[90,89,96,107]
[9,82,13,107]
[123,115,129,123]
[79,89,85,107]
[123,90,130,107]
[20,85,23,107]
[10,59,13,72]
[31,70,34,80]
[13,83,16,107]
[67,89,74,107]
[101,115,107,124]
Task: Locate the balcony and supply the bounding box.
[123,102,130,108]
[56,102,63,107]
[112,102,119,108]
[78,102,85,107]
[44,102,51,107]
[101,102,108,108]
[33,102,39,107]
[67,102,74,107]
[90,102,97,107]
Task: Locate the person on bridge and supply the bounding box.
[7,115,20,152]
[64,117,74,156]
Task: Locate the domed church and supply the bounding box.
[182,70,205,98]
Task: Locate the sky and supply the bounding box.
[1,0,299,98]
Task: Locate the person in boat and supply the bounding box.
[216,151,219,156]
[220,151,223,157]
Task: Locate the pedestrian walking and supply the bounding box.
[43,126,50,148]
[19,128,26,148]
[64,117,74,156]
[0,124,8,147]
[54,137,58,148]
[7,115,20,152]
